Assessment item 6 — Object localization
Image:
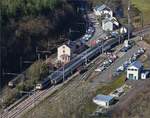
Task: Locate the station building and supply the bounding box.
[127,61,143,80]
[57,44,71,64]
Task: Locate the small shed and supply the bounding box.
[93,94,114,108]
[141,71,150,79]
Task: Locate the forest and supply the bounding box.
[0,0,86,87]
[0,0,88,107]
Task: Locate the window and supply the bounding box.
[134,76,137,80]
[106,102,108,106]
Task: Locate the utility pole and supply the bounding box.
[127,0,131,42]
[36,47,51,60]
[36,47,40,60]
[63,65,65,82]
[23,61,33,64]
[20,56,22,72]
[82,53,88,65]
[69,28,80,34]
[140,12,144,40]
[47,40,50,51]
[2,69,18,76]
[101,39,105,54]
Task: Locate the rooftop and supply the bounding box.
[102,17,118,25]
[128,61,143,69]
[93,94,114,102]
[95,4,111,11]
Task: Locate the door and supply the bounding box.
[129,74,133,80]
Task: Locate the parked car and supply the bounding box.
[116,65,124,72]
[138,48,145,54]
[120,45,132,52]
[123,61,131,68]
[95,66,106,72]
[103,60,110,67]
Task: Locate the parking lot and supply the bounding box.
[92,45,141,84]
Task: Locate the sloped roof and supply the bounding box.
[95,4,111,11]
[103,17,117,23]
[93,94,114,102]
[128,61,143,69]
[102,17,119,26]
[58,44,70,50]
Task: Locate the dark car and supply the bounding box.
[120,45,132,52]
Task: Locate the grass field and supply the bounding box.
[83,73,126,115]
[96,73,125,95]
[132,0,150,25]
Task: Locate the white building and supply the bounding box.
[57,44,71,64]
[93,4,113,18]
[120,26,127,34]
[93,94,114,108]
[127,61,143,80]
[141,71,150,79]
[102,17,119,31]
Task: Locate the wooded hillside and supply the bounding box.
[0,0,85,87]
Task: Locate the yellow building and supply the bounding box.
[57,44,71,64]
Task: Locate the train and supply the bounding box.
[8,73,25,88]
[78,66,88,74]
[35,37,120,90]
[35,77,51,90]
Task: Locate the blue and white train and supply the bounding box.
[36,37,119,90]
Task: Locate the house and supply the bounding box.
[93,4,113,18]
[102,17,119,31]
[93,94,114,108]
[57,44,71,64]
[141,70,150,79]
[127,61,143,80]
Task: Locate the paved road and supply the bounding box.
[86,12,107,46]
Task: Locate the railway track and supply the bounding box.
[1,51,105,118]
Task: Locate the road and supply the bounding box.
[86,12,107,47]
